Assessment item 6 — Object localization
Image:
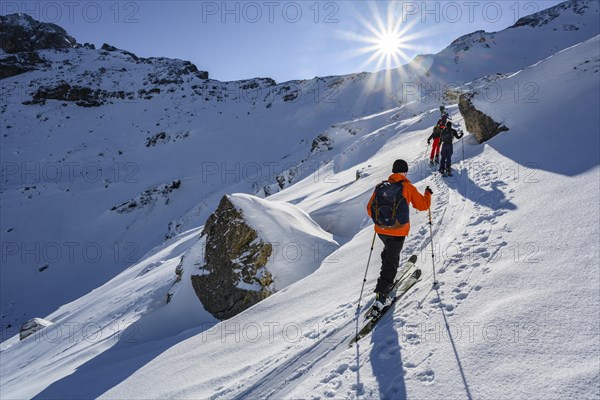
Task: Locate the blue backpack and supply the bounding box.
[370,181,409,228]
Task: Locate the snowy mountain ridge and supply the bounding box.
[1,0,597,346]
[1,32,598,399]
[0,13,77,54]
[1,1,599,398]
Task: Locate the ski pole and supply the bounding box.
[356,231,377,311]
[461,132,465,164]
[428,208,438,286]
[424,143,430,160]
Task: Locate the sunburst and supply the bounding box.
[378,31,403,57]
[338,2,435,95]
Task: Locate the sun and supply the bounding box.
[377,31,403,56]
[339,2,434,78]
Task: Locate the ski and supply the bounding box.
[394,254,418,286]
[362,254,417,320]
[350,266,421,346]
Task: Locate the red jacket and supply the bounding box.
[367,173,431,237]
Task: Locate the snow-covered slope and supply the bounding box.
[2,19,598,400]
[95,35,599,400]
[419,0,599,83]
[0,192,338,398]
[1,0,598,334]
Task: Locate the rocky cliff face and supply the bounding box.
[191,196,273,320]
[0,13,75,78]
[459,93,509,143]
[0,13,77,53]
[0,13,209,87]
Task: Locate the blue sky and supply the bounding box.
[3,1,565,82]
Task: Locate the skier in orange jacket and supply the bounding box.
[366,159,432,310]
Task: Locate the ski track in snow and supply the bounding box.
[222,303,356,400]
[218,152,481,399]
[270,143,520,399]
[3,6,600,400]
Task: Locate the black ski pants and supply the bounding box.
[374,234,406,295]
[439,143,453,172]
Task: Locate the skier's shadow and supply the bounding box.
[444,166,517,212]
[369,306,408,400]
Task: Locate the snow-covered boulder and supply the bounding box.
[459,92,509,143]
[192,194,338,319]
[19,317,53,341]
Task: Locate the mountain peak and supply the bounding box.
[511,0,595,28]
[0,13,77,53]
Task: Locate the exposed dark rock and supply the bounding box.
[241,81,259,90]
[110,180,182,213]
[101,43,139,61]
[311,133,334,153]
[0,51,49,79]
[166,256,185,304]
[19,318,53,340]
[255,132,333,195]
[275,167,299,190]
[0,14,77,53]
[181,61,208,79]
[29,82,101,107]
[459,93,509,143]
[145,132,169,147]
[283,91,299,102]
[101,43,118,52]
[239,78,276,90]
[26,81,130,107]
[191,196,273,320]
[253,77,276,86]
[512,0,589,29]
[144,131,190,146]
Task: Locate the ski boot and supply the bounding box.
[366,292,392,318]
[374,292,392,311]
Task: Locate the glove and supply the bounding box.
[427,139,431,145]
[425,186,433,195]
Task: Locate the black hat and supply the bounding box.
[446,121,452,126]
[392,159,409,173]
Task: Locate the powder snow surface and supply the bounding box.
[1,3,599,399]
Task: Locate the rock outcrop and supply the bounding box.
[511,0,591,29]
[26,81,130,107]
[0,13,77,53]
[19,317,53,340]
[110,180,181,213]
[191,196,273,319]
[459,93,509,143]
[0,51,49,79]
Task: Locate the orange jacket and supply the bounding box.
[367,173,431,237]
